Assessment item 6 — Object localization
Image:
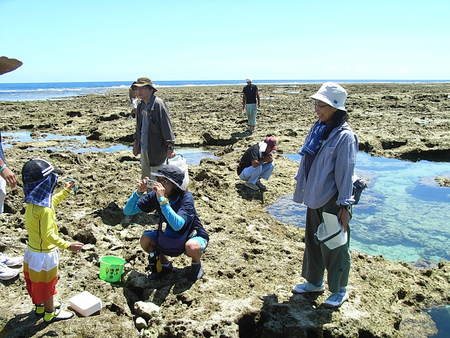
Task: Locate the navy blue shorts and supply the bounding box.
[143,230,208,252]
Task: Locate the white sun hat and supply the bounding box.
[311,82,347,111]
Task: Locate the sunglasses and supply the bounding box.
[156,176,170,184]
[313,101,329,109]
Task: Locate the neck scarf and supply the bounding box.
[300,122,328,156]
[24,173,58,208]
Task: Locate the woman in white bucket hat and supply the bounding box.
[292,82,358,307]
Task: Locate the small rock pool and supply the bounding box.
[1,131,218,165]
[423,305,450,338]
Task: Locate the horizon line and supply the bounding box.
[1,79,450,85]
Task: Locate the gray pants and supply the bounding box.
[301,195,351,293]
[140,151,164,179]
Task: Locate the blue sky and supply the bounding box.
[1,0,449,82]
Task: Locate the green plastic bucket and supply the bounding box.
[99,256,126,283]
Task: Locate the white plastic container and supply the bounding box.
[315,212,348,250]
[68,291,102,317]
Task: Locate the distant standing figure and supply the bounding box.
[292,82,358,308]
[242,79,260,133]
[237,137,277,191]
[132,77,176,179]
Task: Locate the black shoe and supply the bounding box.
[256,180,267,191]
[148,262,173,279]
[188,264,204,281]
[162,262,173,273]
[147,252,162,274]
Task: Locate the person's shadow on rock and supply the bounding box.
[95,201,159,227]
[122,267,197,311]
[0,311,54,338]
[235,182,264,203]
[231,130,252,139]
[239,293,335,337]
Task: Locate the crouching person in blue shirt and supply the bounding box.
[124,165,209,281]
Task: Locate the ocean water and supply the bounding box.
[0,80,449,101]
[267,152,450,263]
[1,131,217,165]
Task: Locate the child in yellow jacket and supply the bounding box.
[22,159,83,323]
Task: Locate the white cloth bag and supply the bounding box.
[167,154,189,190]
[315,212,348,250]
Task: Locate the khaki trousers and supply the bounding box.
[140,151,165,179]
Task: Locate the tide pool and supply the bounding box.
[267,152,450,263]
[2,131,217,165]
[424,305,450,338]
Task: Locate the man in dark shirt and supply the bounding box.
[242,79,260,133]
[237,137,277,191]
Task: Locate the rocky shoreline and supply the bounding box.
[1,83,449,337]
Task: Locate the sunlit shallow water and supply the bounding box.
[2,131,218,165]
[267,152,450,263]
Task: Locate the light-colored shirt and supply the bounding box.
[294,122,358,209]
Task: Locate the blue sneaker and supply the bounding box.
[324,288,349,307]
[292,282,325,294]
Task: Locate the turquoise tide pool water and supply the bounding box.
[2,131,217,165]
[267,152,450,263]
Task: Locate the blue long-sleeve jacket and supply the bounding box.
[123,190,209,240]
[124,191,185,231]
[294,122,358,209]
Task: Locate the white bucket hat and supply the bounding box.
[311,82,347,111]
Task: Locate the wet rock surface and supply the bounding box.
[1,84,450,337]
[435,176,450,187]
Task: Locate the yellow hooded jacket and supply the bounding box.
[24,188,71,252]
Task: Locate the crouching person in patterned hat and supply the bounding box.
[22,159,83,322]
